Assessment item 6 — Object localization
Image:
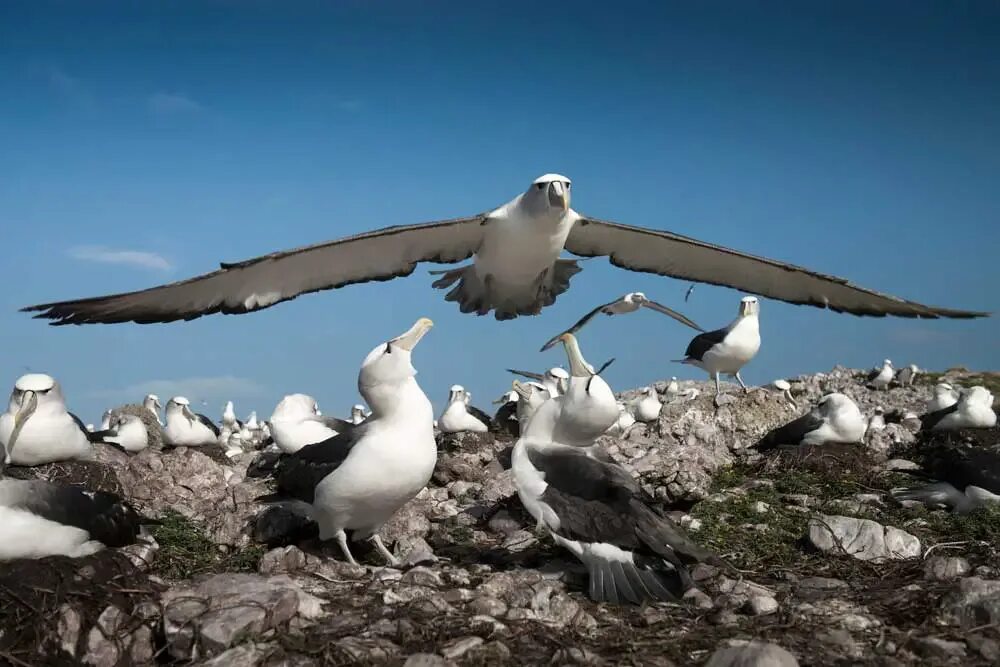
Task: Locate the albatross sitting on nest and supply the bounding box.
[0,374,108,466]
[262,318,437,566]
[0,442,149,560]
[512,333,720,604]
[22,174,986,325]
[163,396,221,447]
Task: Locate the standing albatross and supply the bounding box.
[263,318,436,566]
[21,174,986,324]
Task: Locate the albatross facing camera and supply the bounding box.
[0,373,96,466]
[21,174,987,325]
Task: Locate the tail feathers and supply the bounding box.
[586,554,686,605]
[252,503,318,547]
[431,260,583,321]
[891,482,967,510]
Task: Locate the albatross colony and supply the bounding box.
[21,173,985,325]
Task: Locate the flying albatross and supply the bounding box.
[539,291,703,351]
[512,333,720,604]
[21,174,986,325]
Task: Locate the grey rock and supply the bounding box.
[808,515,920,562]
[968,635,1000,662]
[705,640,799,666]
[940,577,1000,628]
[925,556,971,581]
[440,636,484,659]
[161,573,325,660]
[747,595,779,616]
[403,655,454,667]
[910,636,967,660]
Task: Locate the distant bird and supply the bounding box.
[892,444,1000,512]
[539,291,702,352]
[513,333,719,604]
[462,391,493,427]
[920,386,997,431]
[143,394,162,423]
[0,443,149,560]
[865,360,894,390]
[163,396,220,447]
[867,406,886,437]
[512,381,550,430]
[99,409,113,431]
[605,400,637,438]
[630,387,662,423]
[755,393,866,451]
[264,318,436,566]
[508,367,570,398]
[771,379,797,408]
[438,385,488,434]
[664,377,680,400]
[0,374,107,466]
[222,401,240,430]
[927,382,961,413]
[894,364,919,387]
[491,391,520,437]
[23,174,985,327]
[677,296,761,396]
[105,413,150,453]
[684,284,696,302]
[349,405,369,425]
[269,394,340,454]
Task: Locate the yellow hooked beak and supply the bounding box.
[393,317,434,351]
[7,390,38,459]
[549,181,569,213]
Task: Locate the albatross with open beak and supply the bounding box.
[21,174,986,325]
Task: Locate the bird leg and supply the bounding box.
[335,530,359,566]
[369,534,401,567]
[735,372,750,394]
[530,268,551,314]
[713,373,722,397]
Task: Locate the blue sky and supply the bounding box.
[1,1,998,424]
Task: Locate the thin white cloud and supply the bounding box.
[68,245,174,272]
[44,66,96,109]
[148,92,203,115]
[89,376,266,403]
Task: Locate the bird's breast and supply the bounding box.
[475,213,575,281]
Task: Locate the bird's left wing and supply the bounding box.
[539,299,619,351]
[195,413,221,437]
[23,216,488,325]
[566,217,988,319]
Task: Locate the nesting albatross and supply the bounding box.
[22,174,986,325]
[512,333,719,604]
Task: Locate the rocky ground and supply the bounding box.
[1,368,999,667]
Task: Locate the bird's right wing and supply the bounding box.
[23,216,488,325]
[539,299,618,351]
[754,409,826,450]
[641,299,704,332]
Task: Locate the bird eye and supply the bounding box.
[565,182,571,188]
[385,342,393,354]
[536,183,545,190]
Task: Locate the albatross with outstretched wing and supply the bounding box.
[22,173,987,325]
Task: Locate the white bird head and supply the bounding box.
[350,404,368,423]
[546,367,570,395]
[359,318,434,408]
[739,296,760,317]
[167,396,198,424]
[5,373,66,460]
[447,384,465,403]
[271,393,320,422]
[555,333,618,442]
[525,173,572,217]
[144,393,162,411]
[816,392,857,414]
[625,292,647,305]
[883,359,893,367]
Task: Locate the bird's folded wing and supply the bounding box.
[273,427,365,504]
[927,447,1000,494]
[755,410,826,450]
[683,327,728,360]
[566,217,988,319]
[919,403,960,431]
[196,413,221,436]
[23,216,488,325]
